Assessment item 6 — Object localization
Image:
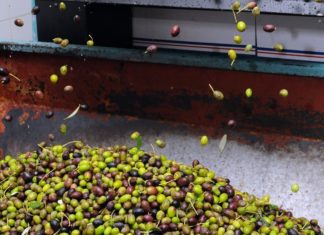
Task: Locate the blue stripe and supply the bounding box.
[31,0,38,41]
[133,37,324,56]
[133,37,251,49]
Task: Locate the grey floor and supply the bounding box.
[1,109,324,225]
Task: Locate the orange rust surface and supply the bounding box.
[0,52,323,144]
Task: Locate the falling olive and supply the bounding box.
[52,37,63,44]
[231,1,241,11]
[45,111,54,118]
[50,74,59,84]
[31,6,40,15]
[35,90,44,99]
[1,76,10,84]
[291,183,300,193]
[274,43,284,52]
[73,15,81,23]
[60,65,68,76]
[155,139,166,148]
[245,44,253,52]
[87,40,94,47]
[233,35,242,44]
[245,88,253,98]
[145,45,158,54]
[87,35,94,47]
[200,136,209,146]
[14,19,24,27]
[263,24,276,33]
[4,115,12,122]
[59,2,67,11]
[247,1,257,9]
[60,39,69,47]
[0,67,9,76]
[227,119,236,127]
[171,25,180,37]
[228,49,237,61]
[64,85,74,92]
[279,89,288,97]
[252,6,261,16]
[237,21,247,32]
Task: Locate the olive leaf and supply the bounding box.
[10,191,18,196]
[64,104,81,120]
[136,136,142,149]
[219,134,227,154]
[22,226,31,235]
[28,201,43,209]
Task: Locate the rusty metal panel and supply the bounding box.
[1,52,323,144]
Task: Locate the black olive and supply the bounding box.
[149,228,163,235]
[4,115,12,122]
[25,214,33,223]
[50,219,60,231]
[107,162,117,168]
[21,172,33,182]
[114,222,125,230]
[0,67,9,76]
[133,207,145,217]
[45,111,54,118]
[141,154,150,164]
[171,200,180,208]
[62,150,70,160]
[129,169,139,177]
[72,152,82,158]
[56,187,66,197]
[93,219,104,227]
[288,229,299,235]
[1,76,10,84]
[31,6,40,15]
[73,15,81,23]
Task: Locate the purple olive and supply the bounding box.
[171,25,180,37]
[263,24,276,33]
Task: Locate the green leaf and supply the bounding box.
[28,201,43,209]
[136,136,142,149]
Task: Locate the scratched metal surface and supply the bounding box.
[66,0,324,16]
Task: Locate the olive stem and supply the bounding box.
[62,140,81,147]
[188,199,198,215]
[53,229,61,235]
[41,168,56,181]
[232,9,238,23]
[236,4,250,14]
[208,84,215,93]
[150,143,156,155]
[9,73,21,82]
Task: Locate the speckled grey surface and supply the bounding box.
[67,0,324,16]
[1,110,324,225]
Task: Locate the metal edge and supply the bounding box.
[64,0,324,16]
[1,41,324,78]
[31,0,38,42]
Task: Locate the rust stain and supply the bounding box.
[18,111,30,125]
[0,52,323,147]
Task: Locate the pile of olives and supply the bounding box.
[0,141,322,235]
